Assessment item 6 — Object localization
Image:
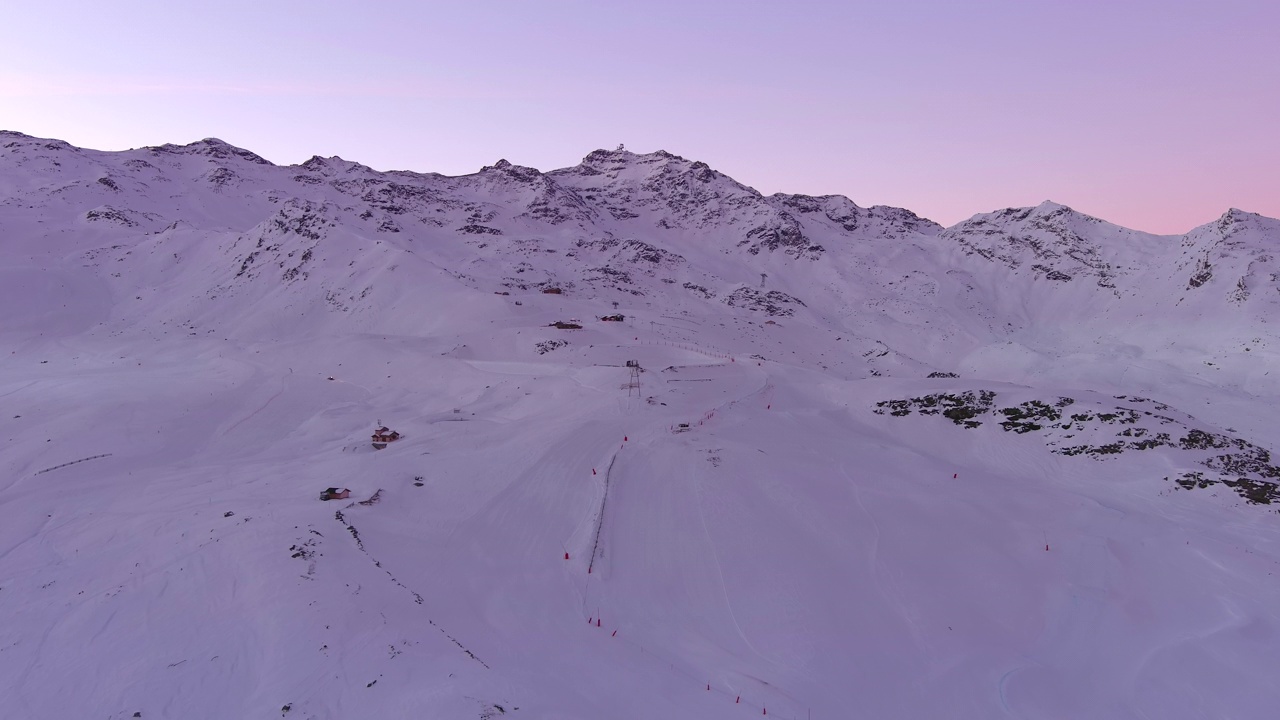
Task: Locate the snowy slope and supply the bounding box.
[2,131,1280,719]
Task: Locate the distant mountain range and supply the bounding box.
[3,130,1276,383]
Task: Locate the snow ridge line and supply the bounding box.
[587,452,619,576]
[333,509,491,670]
[32,453,112,475]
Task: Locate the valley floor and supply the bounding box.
[3,318,1280,720]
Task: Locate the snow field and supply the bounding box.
[3,132,1280,718]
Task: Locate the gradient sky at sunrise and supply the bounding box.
[2,0,1276,233]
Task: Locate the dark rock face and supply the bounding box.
[941,202,1131,292]
[724,287,806,316]
[876,389,1280,506]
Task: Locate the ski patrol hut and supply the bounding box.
[372,426,401,449]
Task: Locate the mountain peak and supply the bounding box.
[0,130,80,153]
[479,158,543,182]
[1208,207,1275,240]
[579,147,686,170]
[297,155,374,176]
[147,138,273,166]
[1219,207,1257,224]
[1033,200,1073,214]
[966,200,1100,229]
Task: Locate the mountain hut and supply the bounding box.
[372,426,401,449]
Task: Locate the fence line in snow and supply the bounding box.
[587,452,619,576]
[33,453,113,476]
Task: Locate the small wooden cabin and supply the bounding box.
[372,426,401,449]
[320,487,351,501]
[600,314,625,322]
[542,287,563,294]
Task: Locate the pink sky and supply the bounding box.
[2,0,1275,234]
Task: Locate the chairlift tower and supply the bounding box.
[625,360,642,397]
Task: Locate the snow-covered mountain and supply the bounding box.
[3,131,1279,719]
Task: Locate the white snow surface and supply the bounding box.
[3,131,1280,719]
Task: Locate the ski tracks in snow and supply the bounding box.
[331,508,491,670]
[692,458,778,668]
[841,462,937,659]
[220,371,289,437]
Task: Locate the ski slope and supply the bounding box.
[2,132,1280,719]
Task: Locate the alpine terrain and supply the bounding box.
[2,131,1279,719]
